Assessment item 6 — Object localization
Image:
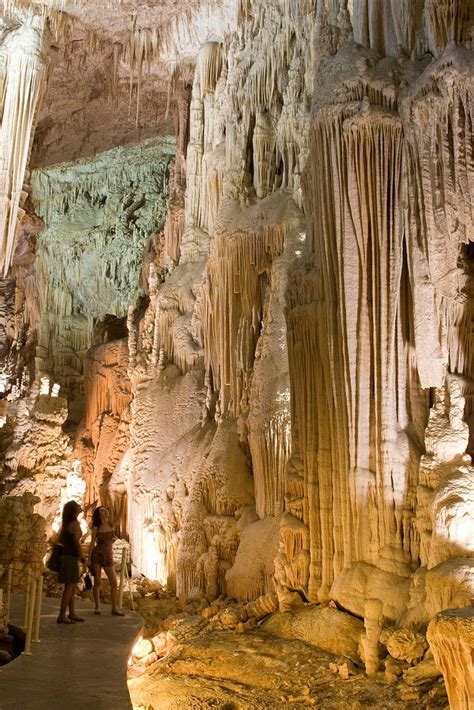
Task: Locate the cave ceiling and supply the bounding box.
[0,0,233,166]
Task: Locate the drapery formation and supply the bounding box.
[284,4,474,616]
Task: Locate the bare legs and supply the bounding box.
[92,564,102,613]
[58,583,78,623]
[68,585,84,622]
[104,565,124,615]
[93,565,124,615]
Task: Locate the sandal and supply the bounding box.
[57,617,73,624]
[68,616,85,622]
[111,609,125,616]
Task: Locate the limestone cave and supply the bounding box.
[0,0,473,708]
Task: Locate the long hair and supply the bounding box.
[59,500,80,541]
[92,506,107,529]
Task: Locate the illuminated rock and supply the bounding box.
[0,6,472,694]
[263,605,365,663]
[380,627,428,666]
[427,608,474,710]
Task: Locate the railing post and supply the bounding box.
[32,573,43,643]
[125,559,135,612]
[5,565,12,626]
[118,547,126,608]
[23,576,37,656]
[22,572,31,629]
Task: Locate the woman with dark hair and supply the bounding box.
[87,506,124,616]
[57,500,85,624]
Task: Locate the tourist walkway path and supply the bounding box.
[0,596,143,710]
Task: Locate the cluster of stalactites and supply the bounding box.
[237,0,318,23]
[122,1,233,126]
[234,0,474,60]
[4,0,123,12]
[0,12,51,277]
[351,0,474,59]
[196,41,223,98]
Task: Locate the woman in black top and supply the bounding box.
[57,500,85,624]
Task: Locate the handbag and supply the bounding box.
[46,543,63,573]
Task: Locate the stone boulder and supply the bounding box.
[262,605,364,662]
[380,627,428,665]
[330,562,410,623]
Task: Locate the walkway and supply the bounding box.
[0,597,143,710]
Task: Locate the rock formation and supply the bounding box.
[0,0,473,703]
[427,608,474,710]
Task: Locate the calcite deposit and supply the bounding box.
[427,608,474,710]
[0,0,473,706]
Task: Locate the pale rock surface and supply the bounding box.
[226,515,279,602]
[359,597,384,676]
[425,559,474,620]
[427,607,474,710]
[0,493,46,591]
[1,392,72,524]
[0,2,472,706]
[330,561,411,623]
[402,651,442,688]
[262,605,365,663]
[380,627,428,665]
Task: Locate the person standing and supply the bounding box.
[57,500,85,624]
[87,506,125,616]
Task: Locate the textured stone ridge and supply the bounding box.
[427,608,474,710]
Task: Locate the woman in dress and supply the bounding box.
[87,506,124,616]
[57,500,85,624]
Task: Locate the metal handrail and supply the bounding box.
[0,545,136,660]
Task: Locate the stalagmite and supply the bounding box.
[360,598,384,676]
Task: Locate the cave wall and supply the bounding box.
[32,137,174,420]
[0,0,472,627]
[128,2,472,621]
[120,0,474,617]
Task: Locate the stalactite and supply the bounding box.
[402,47,473,302]
[352,0,429,58]
[4,0,123,12]
[0,13,51,277]
[203,216,286,416]
[163,82,191,263]
[425,0,474,58]
[196,42,223,98]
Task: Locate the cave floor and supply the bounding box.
[128,595,448,710]
[1,596,143,710]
